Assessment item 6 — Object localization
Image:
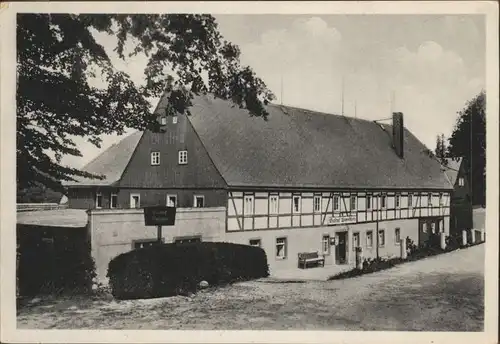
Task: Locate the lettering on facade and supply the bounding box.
[326,215,357,226]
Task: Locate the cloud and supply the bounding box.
[239,19,484,149]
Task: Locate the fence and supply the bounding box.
[17,203,68,212]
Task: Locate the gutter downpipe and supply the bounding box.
[376,194,379,259]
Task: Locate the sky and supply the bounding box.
[63,14,485,169]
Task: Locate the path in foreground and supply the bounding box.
[17,244,484,331]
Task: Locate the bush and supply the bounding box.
[329,256,405,280]
[107,242,269,300]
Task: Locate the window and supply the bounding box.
[366,231,373,248]
[395,194,400,208]
[194,195,205,208]
[292,195,301,213]
[95,193,103,209]
[178,150,188,165]
[378,229,385,247]
[175,236,201,244]
[314,196,321,212]
[110,193,118,209]
[439,193,444,206]
[269,195,279,214]
[166,194,177,207]
[408,194,413,208]
[172,116,178,124]
[276,237,287,259]
[430,222,436,234]
[381,194,387,209]
[249,239,261,248]
[366,195,372,210]
[458,177,465,186]
[160,117,167,125]
[350,195,357,211]
[333,195,340,211]
[428,193,433,207]
[422,222,427,233]
[322,235,330,255]
[394,228,401,245]
[130,194,140,209]
[353,232,360,250]
[151,151,160,165]
[133,239,162,250]
[244,195,254,215]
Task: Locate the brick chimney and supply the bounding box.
[392,112,404,158]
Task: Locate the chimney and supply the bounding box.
[392,112,404,158]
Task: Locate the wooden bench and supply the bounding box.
[298,251,325,269]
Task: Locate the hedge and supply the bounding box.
[107,242,269,300]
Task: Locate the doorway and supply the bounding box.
[335,231,348,264]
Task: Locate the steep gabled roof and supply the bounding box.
[64,130,143,187]
[443,157,463,186]
[186,94,453,190]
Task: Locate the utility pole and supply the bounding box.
[341,76,345,116]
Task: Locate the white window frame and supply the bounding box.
[292,195,301,214]
[353,232,360,251]
[249,238,261,248]
[160,117,167,125]
[276,237,287,260]
[244,195,254,216]
[395,194,401,208]
[172,116,178,124]
[95,192,103,209]
[322,235,331,255]
[394,227,401,245]
[333,195,340,212]
[130,193,140,209]
[366,195,372,210]
[314,195,322,213]
[408,193,413,208]
[151,151,160,166]
[458,177,465,186]
[166,194,177,207]
[178,150,188,165]
[350,195,357,211]
[378,229,385,247]
[381,194,387,209]
[110,193,118,209]
[194,195,205,208]
[269,195,279,215]
[366,230,373,248]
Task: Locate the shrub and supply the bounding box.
[329,256,405,280]
[107,242,269,300]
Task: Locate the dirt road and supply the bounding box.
[17,244,484,330]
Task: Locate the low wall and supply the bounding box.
[17,203,68,212]
[88,207,227,283]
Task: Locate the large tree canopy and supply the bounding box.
[17,13,274,193]
[447,91,486,206]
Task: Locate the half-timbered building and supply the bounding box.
[66,93,454,272]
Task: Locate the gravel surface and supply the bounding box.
[17,244,484,331]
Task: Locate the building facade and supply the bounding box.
[66,93,453,273]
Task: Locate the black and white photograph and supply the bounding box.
[1,1,498,343]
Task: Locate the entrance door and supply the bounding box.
[335,232,347,264]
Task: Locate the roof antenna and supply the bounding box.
[280,72,283,106]
[341,76,345,117]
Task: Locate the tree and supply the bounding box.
[447,91,486,206]
[17,14,274,193]
[434,133,448,165]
